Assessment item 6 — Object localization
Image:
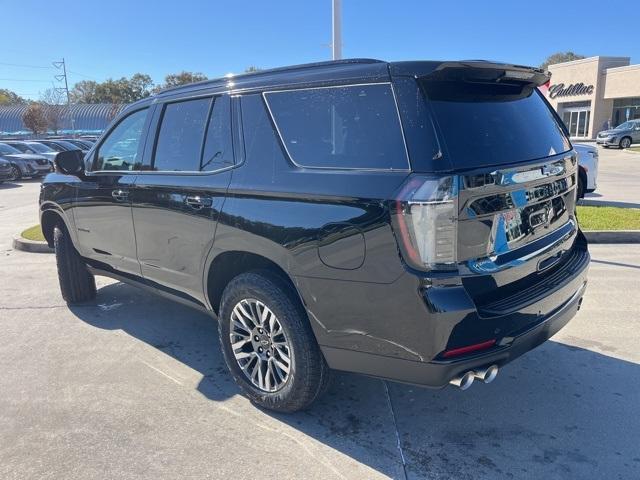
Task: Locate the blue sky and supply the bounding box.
[2,0,637,100]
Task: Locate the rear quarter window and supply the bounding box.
[264,84,408,170]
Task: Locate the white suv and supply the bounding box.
[574,143,598,199]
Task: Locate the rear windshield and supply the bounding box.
[421,80,571,169]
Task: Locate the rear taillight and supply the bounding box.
[392,175,458,271]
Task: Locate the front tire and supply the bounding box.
[218,272,330,412]
[53,225,96,304]
[9,165,21,181]
[620,137,632,149]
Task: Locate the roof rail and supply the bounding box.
[157,58,385,96]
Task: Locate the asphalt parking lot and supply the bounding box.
[1,166,639,479]
[582,146,640,207]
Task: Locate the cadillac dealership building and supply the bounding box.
[544,56,640,139]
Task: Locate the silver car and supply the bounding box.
[596,119,640,148]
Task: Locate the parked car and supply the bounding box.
[40,59,589,412]
[59,138,94,150]
[0,158,12,183]
[37,139,88,154]
[574,143,599,198]
[2,140,58,164]
[0,142,52,179]
[596,119,640,148]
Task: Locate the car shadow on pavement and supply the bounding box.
[0,182,22,189]
[71,281,640,480]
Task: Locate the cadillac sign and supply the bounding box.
[548,82,594,99]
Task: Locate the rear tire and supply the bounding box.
[218,271,330,412]
[620,137,632,149]
[53,225,96,304]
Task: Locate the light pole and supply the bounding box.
[332,0,342,60]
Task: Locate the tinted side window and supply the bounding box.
[153,98,211,171]
[265,84,408,170]
[94,108,148,171]
[201,96,234,171]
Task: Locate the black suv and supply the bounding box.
[40,59,589,412]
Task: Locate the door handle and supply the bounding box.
[185,195,212,210]
[111,189,129,202]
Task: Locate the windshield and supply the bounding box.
[0,143,22,155]
[27,142,55,153]
[420,80,571,169]
[614,121,633,130]
[56,140,82,150]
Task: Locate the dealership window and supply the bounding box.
[612,98,640,126]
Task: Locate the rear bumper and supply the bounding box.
[323,277,587,388]
[319,228,590,387]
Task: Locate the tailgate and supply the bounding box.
[455,152,582,315]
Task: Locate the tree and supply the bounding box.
[244,66,262,73]
[540,52,586,71]
[0,89,27,105]
[69,80,99,103]
[40,88,67,134]
[106,103,124,122]
[153,71,208,93]
[22,103,48,135]
[69,74,154,103]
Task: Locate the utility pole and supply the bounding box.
[53,58,75,134]
[332,0,342,60]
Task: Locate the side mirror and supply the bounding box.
[54,149,85,176]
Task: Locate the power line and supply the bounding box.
[0,78,51,82]
[0,61,53,69]
[67,69,96,80]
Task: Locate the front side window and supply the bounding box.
[264,84,408,170]
[94,108,148,171]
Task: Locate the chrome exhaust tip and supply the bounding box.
[449,371,475,390]
[473,365,499,384]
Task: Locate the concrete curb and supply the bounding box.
[584,230,640,244]
[12,236,53,253]
[580,199,640,209]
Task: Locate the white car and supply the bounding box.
[573,143,598,199]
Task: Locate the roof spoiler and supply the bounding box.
[391,60,550,87]
[423,61,550,87]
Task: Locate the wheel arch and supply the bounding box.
[205,250,303,317]
[620,136,632,148]
[40,205,72,248]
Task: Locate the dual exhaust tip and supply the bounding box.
[449,365,499,390]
